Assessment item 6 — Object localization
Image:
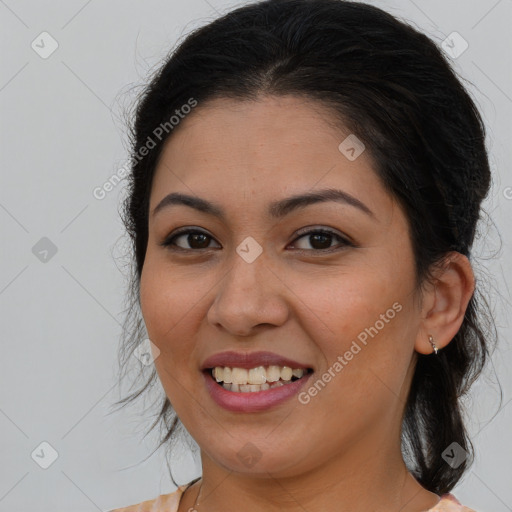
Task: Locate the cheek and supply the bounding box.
[139,263,200,409]
[140,257,198,339]
[301,266,415,393]
[140,263,190,379]
[139,258,213,391]
[139,261,166,337]
[295,266,403,341]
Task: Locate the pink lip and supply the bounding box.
[201,351,312,371]
[203,369,313,413]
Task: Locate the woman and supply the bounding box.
[110,0,496,510]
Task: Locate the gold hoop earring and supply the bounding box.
[428,334,439,355]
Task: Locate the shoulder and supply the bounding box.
[107,484,188,512]
[428,493,477,512]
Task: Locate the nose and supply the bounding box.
[206,249,289,337]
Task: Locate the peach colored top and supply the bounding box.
[109,482,477,512]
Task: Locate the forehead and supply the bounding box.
[149,95,392,218]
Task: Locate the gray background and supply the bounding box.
[0,0,511,511]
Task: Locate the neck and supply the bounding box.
[189,430,440,512]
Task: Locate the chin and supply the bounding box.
[204,439,316,478]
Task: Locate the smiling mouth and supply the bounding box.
[207,365,313,392]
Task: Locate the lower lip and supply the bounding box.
[203,370,313,413]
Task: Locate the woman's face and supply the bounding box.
[140,95,424,477]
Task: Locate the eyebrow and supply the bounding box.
[151,188,374,220]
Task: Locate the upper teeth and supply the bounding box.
[212,366,305,385]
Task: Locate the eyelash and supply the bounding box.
[160,226,355,254]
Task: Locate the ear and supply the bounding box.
[415,252,475,355]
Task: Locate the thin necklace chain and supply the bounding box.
[192,479,202,510]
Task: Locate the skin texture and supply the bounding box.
[139,95,475,512]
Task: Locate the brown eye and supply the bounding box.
[291,229,352,252]
[161,229,220,251]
